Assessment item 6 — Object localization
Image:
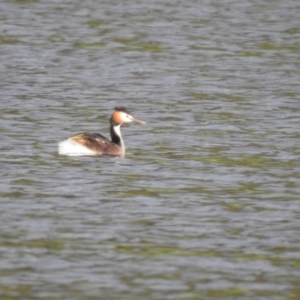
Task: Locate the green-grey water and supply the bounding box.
[1,0,300,299]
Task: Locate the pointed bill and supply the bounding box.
[132,118,146,124]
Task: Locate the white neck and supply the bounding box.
[111,125,125,153]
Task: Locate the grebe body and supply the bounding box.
[58,107,145,157]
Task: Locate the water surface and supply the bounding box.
[1,0,300,299]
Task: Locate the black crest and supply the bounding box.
[114,106,128,113]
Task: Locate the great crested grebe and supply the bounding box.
[58,107,145,157]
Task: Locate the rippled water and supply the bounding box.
[1,0,300,299]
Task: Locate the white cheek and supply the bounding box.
[125,115,134,122]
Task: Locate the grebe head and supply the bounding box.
[110,107,145,126]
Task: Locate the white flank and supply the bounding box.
[58,139,97,156]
